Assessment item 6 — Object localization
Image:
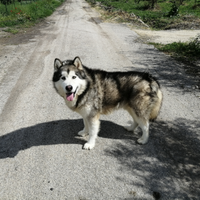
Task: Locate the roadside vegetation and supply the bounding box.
[151,35,200,72]
[151,35,200,60]
[86,0,200,30]
[0,0,64,32]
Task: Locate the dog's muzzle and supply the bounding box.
[65,86,77,101]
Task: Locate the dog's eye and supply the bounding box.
[61,76,66,80]
[72,76,76,79]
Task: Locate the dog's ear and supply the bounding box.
[54,58,62,71]
[73,57,83,70]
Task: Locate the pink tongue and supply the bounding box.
[66,93,74,101]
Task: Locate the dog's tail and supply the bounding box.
[149,80,163,121]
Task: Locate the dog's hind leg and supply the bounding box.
[124,108,149,144]
[78,118,89,137]
[123,108,138,132]
[124,121,138,132]
[83,115,100,150]
[137,119,149,144]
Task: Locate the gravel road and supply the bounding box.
[0,0,200,199]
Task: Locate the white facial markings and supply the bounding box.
[61,71,79,93]
[54,69,87,103]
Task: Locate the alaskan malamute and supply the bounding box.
[53,57,163,150]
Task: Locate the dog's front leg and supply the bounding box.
[83,115,100,150]
[78,118,89,137]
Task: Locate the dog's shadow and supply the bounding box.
[0,119,135,159]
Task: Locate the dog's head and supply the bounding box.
[53,57,87,102]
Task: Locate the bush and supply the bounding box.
[166,1,179,17]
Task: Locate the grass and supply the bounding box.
[150,35,200,69]
[151,36,200,59]
[87,0,200,29]
[4,27,19,34]
[0,0,65,28]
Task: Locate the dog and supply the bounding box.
[52,57,163,150]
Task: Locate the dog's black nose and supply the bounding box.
[66,85,73,92]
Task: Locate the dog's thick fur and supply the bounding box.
[53,57,163,150]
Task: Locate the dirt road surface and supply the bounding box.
[0,0,200,199]
[134,29,200,44]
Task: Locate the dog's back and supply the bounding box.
[83,67,162,121]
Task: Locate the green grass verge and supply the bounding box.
[3,27,19,34]
[150,35,200,63]
[0,0,65,27]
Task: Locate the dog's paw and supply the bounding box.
[137,137,148,144]
[78,130,89,137]
[83,142,95,150]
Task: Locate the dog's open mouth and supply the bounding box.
[66,87,77,101]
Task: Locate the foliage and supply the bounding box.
[0,0,64,27]
[4,27,19,33]
[151,34,200,60]
[166,1,179,17]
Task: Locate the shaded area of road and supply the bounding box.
[0,118,200,199]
